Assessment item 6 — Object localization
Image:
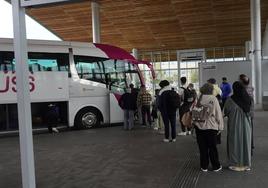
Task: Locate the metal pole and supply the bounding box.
[251,0,257,103]
[177,51,181,87]
[253,0,262,105]
[150,51,155,92]
[91,1,100,43]
[11,1,36,188]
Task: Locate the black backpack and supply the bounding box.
[167,90,181,109]
[181,87,196,103]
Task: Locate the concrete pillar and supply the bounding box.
[91,1,100,43]
[263,20,268,57]
[12,0,36,188]
[250,0,256,103]
[254,0,262,105]
[251,0,262,105]
[245,41,252,60]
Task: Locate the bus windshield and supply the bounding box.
[74,56,141,93]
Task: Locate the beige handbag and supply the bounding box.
[181,112,192,128]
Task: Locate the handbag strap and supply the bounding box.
[196,94,203,107]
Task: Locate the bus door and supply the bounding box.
[107,72,125,123]
[107,69,141,124]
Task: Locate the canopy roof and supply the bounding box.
[25,0,268,52]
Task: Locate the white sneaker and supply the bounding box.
[178,132,187,136]
[52,127,59,133]
[213,165,222,172]
[154,127,159,130]
[163,139,169,143]
[201,168,208,172]
[187,131,192,135]
[172,139,176,142]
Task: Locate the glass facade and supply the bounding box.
[138,46,245,93]
[139,51,200,92]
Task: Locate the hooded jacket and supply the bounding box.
[196,94,224,131]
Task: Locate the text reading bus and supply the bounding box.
[0,38,154,131]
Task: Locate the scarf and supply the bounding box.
[231,81,251,113]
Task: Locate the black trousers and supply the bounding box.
[47,113,58,133]
[221,98,228,110]
[195,127,221,170]
[161,112,176,140]
[142,105,151,125]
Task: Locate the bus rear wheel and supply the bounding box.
[75,108,100,129]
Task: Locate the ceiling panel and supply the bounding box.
[25,0,268,52]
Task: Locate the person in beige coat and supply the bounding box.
[193,83,224,172]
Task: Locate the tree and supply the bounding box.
[190,69,198,83]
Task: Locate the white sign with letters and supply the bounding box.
[20,0,76,7]
[0,71,69,104]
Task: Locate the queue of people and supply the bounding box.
[119,73,254,173]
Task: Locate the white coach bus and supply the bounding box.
[0,38,154,131]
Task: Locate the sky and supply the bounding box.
[0,0,61,40]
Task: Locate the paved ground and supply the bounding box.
[0,111,267,188]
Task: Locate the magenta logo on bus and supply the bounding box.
[0,71,35,93]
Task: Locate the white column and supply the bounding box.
[132,48,138,59]
[12,1,36,188]
[250,0,256,103]
[177,51,181,86]
[250,0,256,93]
[91,1,100,43]
[252,0,262,105]
[245,41,252,60]
[263,20,268,57]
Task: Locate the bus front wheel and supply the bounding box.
[75,108,100,129]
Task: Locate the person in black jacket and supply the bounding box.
[159,80,178,142]
[119,88,137,130]
[46,103,59,133]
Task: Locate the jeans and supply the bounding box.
[156,111,164,129]
[124,110,134,130]
[161,112,176,140]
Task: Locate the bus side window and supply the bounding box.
[3,64,8,72]
[74,55,106,84]
[28,52,69,73]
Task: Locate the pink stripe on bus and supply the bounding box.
[94,43,135,61]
